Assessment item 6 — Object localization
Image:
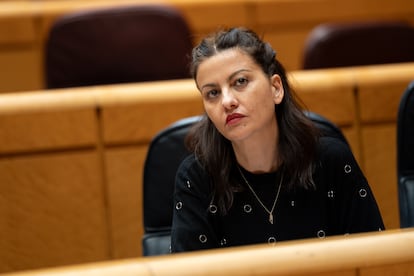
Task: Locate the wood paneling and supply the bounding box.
[360,262,414,276]
[356,62,414,229]
[0,151,108,273]
[361,125,399,229]
[0,109,96,154]
[254,0,414,25]
[101,100,203,144]
[0,49,42,93]
[97,80,203,144]
[356,62,414,123]
[263,29,314,71]
[105,147,148,258]
[0,15,36,44]
[174,0,250,34]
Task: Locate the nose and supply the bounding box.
[221,89,238,110]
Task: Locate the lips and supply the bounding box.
[226,113,244,125]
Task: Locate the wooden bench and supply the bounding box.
[3,229,414,276]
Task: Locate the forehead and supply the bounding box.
[196,48,259,85]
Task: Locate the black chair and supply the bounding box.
[142,112,349,256]
[397,81,414,228]
[302,21,414,69]
[45,4,193,89]
[142,115,201,256]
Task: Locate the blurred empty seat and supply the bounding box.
[397,80,414,228]
[302,21,414,69]
[45,4,193,89]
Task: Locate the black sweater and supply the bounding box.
[171,137,385,252]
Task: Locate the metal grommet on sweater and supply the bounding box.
[199,234,207,243]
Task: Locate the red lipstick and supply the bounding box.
[226,113,244,125]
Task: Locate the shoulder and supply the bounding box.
[177,154,206,178]
[315,136,364,179]
[314,136,366,187]
[175,154,211,195]
[317,136,354,163]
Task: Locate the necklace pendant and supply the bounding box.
[269,213,274,224]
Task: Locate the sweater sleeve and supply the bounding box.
[171,155,220,253]
[319,137,385,234]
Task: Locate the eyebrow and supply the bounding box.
[199,69,252,91]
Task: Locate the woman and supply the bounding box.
[171,27,384,252]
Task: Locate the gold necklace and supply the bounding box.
[237,166,283,224]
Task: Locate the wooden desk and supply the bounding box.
[3,229,414,276]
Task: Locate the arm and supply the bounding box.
[320,137,385,234]
[171,155,220,252]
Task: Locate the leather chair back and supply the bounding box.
[397,80,414,228]
[143,116,200,256]
[302,21,414,69]
[45,5,193,89]
[142,112,350,256]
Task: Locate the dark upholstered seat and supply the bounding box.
[142,112,349,256]
[142,116,201,256]
[302,21,414,69]
[45,5,193,89]
[397,81,414,228]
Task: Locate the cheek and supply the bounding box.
[249,90,274,111]
[254,92,277,119]
[203,103,219,122]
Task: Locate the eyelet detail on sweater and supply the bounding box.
[268,237,277,244]
[344,164,352,174]
[243,204,252,213]
[199,234,207,243]
[208,204,218,214]
[359,188,367,198]
[317,230,326,238]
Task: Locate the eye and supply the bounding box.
[203,89,220,100]
[234,77,248,88]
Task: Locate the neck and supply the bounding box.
[233,127,279,174]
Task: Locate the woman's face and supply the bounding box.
[196,48,284,143]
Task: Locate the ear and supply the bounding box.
[270,74,284,104]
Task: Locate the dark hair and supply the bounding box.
[187,27,319,214]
